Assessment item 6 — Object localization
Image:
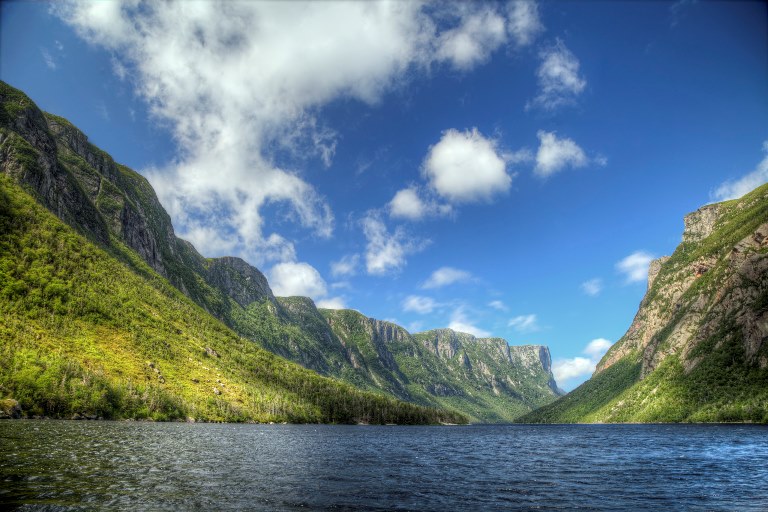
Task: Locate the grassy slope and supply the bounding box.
[521,184,768,423]
[0,174,466,424]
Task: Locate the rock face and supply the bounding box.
[206,257,276,308]
[522,185,768,424]
[0,81,560,423]
[315,310,562,422]
[1,82,278,320]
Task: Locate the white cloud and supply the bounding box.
[449,307,490,338]
[488,300,508,311]
[57,2,543,267]
[436,7,507,70]
[403,295,438,315]
[581,278,602,297]
[507,1,543,47]
[712,141,768,201]
[389,188,426,220]
[584,338,612,359]
[552,357,594,383]
[616,251,655,284]
[268,262,327,298]
[330,254,359,278]
[422,266,472,289]
[423,128,511,203]
[388,187,451,221]
[316,297,347,310]
[508,314,539,333]
[361,212,427,275]
[552,337,613,389]
[41,48,57,70]
[534,130,588,178]
[529,39,586,111]
[269,261,347,309]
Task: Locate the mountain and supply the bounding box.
[0,80,559,422]
[0,81,466,424]
[521,184,768,423]
[242,297,561,422]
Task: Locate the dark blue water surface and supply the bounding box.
[1,422,767,510]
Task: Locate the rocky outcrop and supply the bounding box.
[682,204,720,243]
[526,184,768,424]
[0,86,110,246]
[206,256,275,308]
[598,190,768,379]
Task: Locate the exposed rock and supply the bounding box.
[206,256,276,308]
[682,204,720,243]
[647,256,670,288]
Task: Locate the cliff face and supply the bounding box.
[522,185,768,424]
[1,83,277,319]
[318,311,562,422]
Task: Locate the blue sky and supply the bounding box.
[2,1,767,390]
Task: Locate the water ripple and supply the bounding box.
[1,422,767,510]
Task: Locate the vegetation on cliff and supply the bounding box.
[521,183,768,423]
[0,153,464,424]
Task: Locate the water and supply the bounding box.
[1,422,767,511]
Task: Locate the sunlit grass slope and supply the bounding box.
[0,174,466,424]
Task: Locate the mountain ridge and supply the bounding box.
[0,80,559,423]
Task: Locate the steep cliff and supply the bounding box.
[522,184,768,423]
[320,311,562,422]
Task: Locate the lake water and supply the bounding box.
[1,422,767,510]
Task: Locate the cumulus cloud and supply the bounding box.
[388,187,451,221]
[552,357,594,383]
[529,39,586,111]
[583,338,612,359]
[712,141,768,201]
[56,1,546,267]
[508,314,539,333]
[403,295,438,315]
[269,261,345,309]
[316,297,347,310]
[269,262,328,298]
[330,254,359,278]
[488,300,508,311]
[534,131,589,178]
[581,278,602,297]
[617,251,655,284]
[422,266,473,289]
[449,307,490,338]
[552,337,612,390]
[361,212,427,275]
[423,128,511,203]
[436,7,507,70]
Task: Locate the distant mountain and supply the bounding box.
[0,80,559,423]
[521,184,768,423]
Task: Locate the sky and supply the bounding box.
[2,0,767,390]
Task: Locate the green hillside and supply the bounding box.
[0,79,555,423]
[0,173,465,424]
[521,183,768,423]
